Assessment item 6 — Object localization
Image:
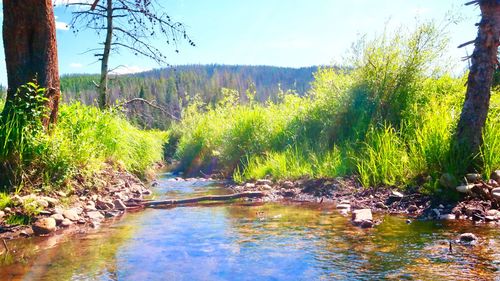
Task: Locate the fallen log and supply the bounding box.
[140,192,266,207]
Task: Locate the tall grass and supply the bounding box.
[0,86,166,192]
[169,22,500,196]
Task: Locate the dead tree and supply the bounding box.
[455,0,500,169]
[67,0,194,109]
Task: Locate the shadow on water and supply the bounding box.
[0,175,499,280]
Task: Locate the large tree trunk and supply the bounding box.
[97,0,113,109]
[1,0,60,127]
[455,1,500,167]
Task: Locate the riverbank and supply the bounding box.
[0,165,154,240]
[228,176,500,227]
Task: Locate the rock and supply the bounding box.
[439,214,455,220]
[57,191,67,197]
[87,211,104,221]
[244,183,256,189]
[486,209,499,217]
[439,173,457,188]
[32,218,56,235]
[113,199,127,210]
[281,181,294,189]
[456,184,474,193]
[259,184,272,191]
[336,203,351,210]
[142,189,152,195]
[407,205,418,213]
[492,187,500,200]
[41,197,59,207]
[60,219,72,227]
[35,198,49,208]
[432,208,441,218]
[96,199,115,210]
[406,219,412,224]
[375,202,388,209]
[465,206,483,218]
[50,213,64,225]
[3,207,11,213]
[386,190,404,205]
[485,215,497,221]
[352,209,373,228]
[63,209,80,221]
[339,199,350,204]
[466,173,482,183]
[256,179,272,186]
[391,190,404,198]
[487,179,499,187]
[459,233,478,243]
[491,170,500,183]
[0,211,4,219]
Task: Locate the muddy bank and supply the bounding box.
[228,177,500,226]
[0,166,154,240]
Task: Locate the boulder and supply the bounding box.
[63,209,80,221]
[113,199,127,210]
[32,218,56,235]
[352,209,373,228]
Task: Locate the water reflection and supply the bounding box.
[0,178,498,280]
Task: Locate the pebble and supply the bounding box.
[459,233,478,243]
[336,204,351,210]
[63,209,80,221]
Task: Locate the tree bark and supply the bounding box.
[1,0,60,126]
[455,1,500,164]
[97,0,113,109]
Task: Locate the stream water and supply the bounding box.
[0,174,499,280]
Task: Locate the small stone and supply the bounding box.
[259,184,272,191]
[486,209,499,217]
[96,199,115,210]
[491,170,500,183]
[466,173,482,183]
[339,199,350,204]
[407,205,418,213]
[256,179,273,186]
[391,191,404,198]
[336,203,351,210]
[352,209,373,228]
[87,211,104,221]
[36,199,49,208]
[142,190,152,195]
[281,181,294,189]
[439,214,455,220]
[113,199,127,210]
[244,183,256,189]
[32,218,56,235]
[456,184,474,193]
[60,219,72,227]
[459,233,478,243]
[63,209,79,221]
[4,207,12,213]
[57,191,67,197]
[375,202,388,209]
[438,204,444,209]
[485,215,497,221]
[0,211,4,219]
[41,197,59,207]
[406,219,412,224]
[52,207,64,215]
[492,187,500,200]
[50,213,64,225]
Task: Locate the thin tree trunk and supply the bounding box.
[98,0,113,109]
[455,1,500,166]
[1,0,60,126]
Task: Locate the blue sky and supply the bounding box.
[0,1,482,85]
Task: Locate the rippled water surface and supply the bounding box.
[1,174,499,280]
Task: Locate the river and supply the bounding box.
[0,173,499,280]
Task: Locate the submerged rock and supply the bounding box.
[459,233,478,244]
[32,218,56,235]
[87,211,104,221]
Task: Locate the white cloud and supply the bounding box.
[70,63,83,68]
[55,16,69,31]
[110,65,152,75]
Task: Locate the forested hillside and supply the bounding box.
[61,65,318,129]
